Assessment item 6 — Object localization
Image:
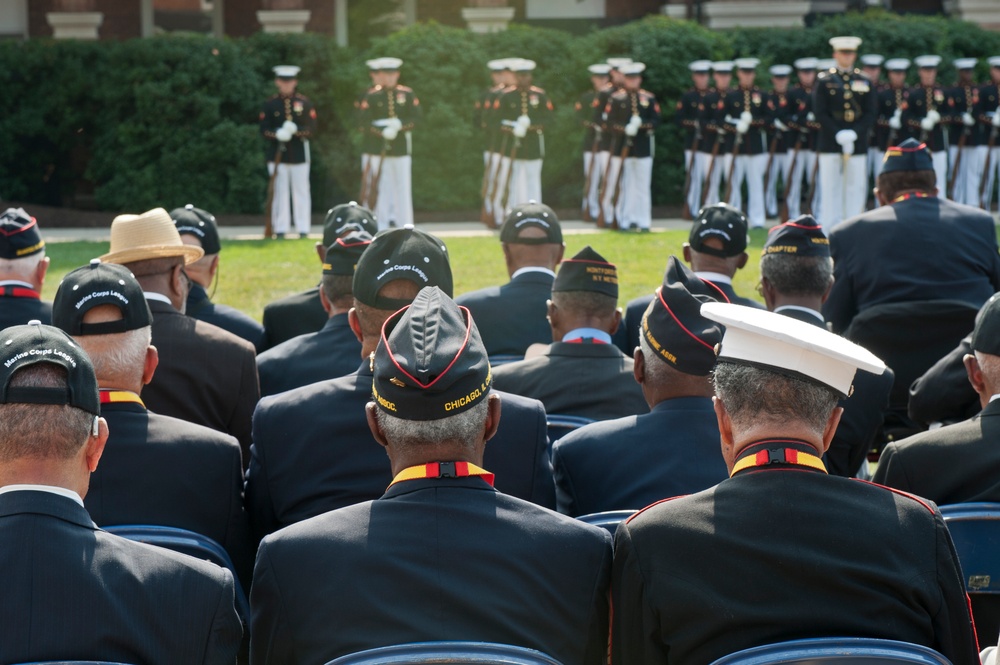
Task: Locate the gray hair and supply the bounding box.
[375,399,490,451]
[0,363,94,462]
[712,361,839,436]
[0,251,45,282]
[975,351,1000,383]
[638,332,670,384]
[74,326,152,387]
[551,290,618,317]
[759,254,833,298]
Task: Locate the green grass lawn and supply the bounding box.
[42,228,770,322]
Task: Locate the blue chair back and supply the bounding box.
[325,641,563,664]
[13,662,135,664]
[708,637,952,665]
[546,414,594,446]
[576,510,637,534]
[103,524,250,624]
[488,354,523,367]
[939,503,1000,594]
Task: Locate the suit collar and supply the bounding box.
[0,489,97,530]
[510,268,556,283]
[321,312,352,332]
[980,399,1000,417]
[381,475,496,500]
[775,306,825,327]
[650,396,715,413]
[146,299,180,315]
[546,342,628,359]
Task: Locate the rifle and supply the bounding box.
[358,154,372,206]
[367,141,389,212]
[803,153,820,215]
[263,145,283,239]
[762,131,780,217]
[499,135,521,217]
[784,133,804,221]
[609,135,632,231]
[596,143,617,229]
[582,127,602,222]
[478,133,499,228]
[680,124,700,220]
[700,130,723,208]
[486,133,511,227]
[981,126,998,209]
[948,131,968,200]
[723,130,743,204]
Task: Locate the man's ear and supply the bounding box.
[735,251,749,270]
[366,402,388,449]
[316,242,327,264]
[35,256,50,287]
[319,288,333,314]
[141,345,159,386]
[348,308,363,344]
[633,346,645,384]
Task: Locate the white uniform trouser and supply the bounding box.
[618,156,653,230]
[766,151,791,218]
[947,145,962,202]
[494,158,542,224]
[785,149,816,220]
[601,156,626,225]
[982,146,1000,210]
[870,147,885,180]
[704,153,732,206]
[867,147,882,210]
[684,149,703,215]
[483,151,500,217]
[371,155,413,230]
[959,146,984,206]
[268,161,311,235]
[583,151,605,219]
[817,152,868,234]
[931,150,948,201]
[730,153,767,228]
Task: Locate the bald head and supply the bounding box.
[502,227,564,277]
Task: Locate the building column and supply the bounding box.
[46,0,102,39]
[334,0,347,46]
[462,0,515,33]
[952,0,1000,30]
[257,0,311,33]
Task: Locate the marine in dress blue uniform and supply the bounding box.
[765,64,795,220]
[976,57,1000,209]
[785,58,821,219]
[901,55,949,198]
[552,257,728,516]
[577,63,612,221]
[250,287,610,665]
[702,61,735,206]
[721,58,769,228]
[611,303,977,665]
[677,60,713,216]
[945,59,982,204]
[873,58,912,180]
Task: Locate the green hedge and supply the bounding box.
[2,11,1000,215]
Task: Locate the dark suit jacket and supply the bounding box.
[824,197,1000,334]
[0,490,241,665]
[260,287,326,351]
[619,281,763,355]
[250,476,612,665]
[256,313,362,397]
[875,399,1000,504]
[551,397,727,516]
[612,442,979,665]
[246,361,555,541]
[492,342,648,421]
[456,271,554,356]
[85,400,253,588]
[0,292,51,329]
[908,333,980,426]
[777,306,895,477]
[142,299,259,462]
[187,283,265,352]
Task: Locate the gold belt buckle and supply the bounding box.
[844,109,855,123]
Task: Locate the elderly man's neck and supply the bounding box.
[0,459,88,500]
[388,443,484,477]
[769,292,823,315]
[688,252,740,279]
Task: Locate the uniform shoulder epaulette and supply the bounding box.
[265,94,280,102]
[640,88,655,97]
[295,92,311,102]
[610,88,628,99]
[395,84,414,92]
[529,85,547,93]
[817,69,832,80]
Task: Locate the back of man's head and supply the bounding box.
[499,202,565,275]
[368,287,497,466]
[0,208,48,289]
[0,323,101,468]
[171,205,221,289]
[321,231,372,315]
[351,227,452,351]
[968,294,1000,406]
[759,215,833,304]
[549,246,619,337]
[320,202,378,259]
[52,261,154,392]
[876,139,937,202]
[685,204,750,277]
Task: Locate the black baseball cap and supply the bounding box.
[372,286,491,421]
[353,226,453,311]
[642,259,725,375]
[323,231,373,276]
[500,202,563,245]
[552,246,618,298]
[0,208,45,260]
[171,205,221,255]
[763,215,830,258]
[323,201,379,247]
[972,293,1000,356]
[689,204,749,258]
[53,260,152,336]
[881,138,935,174]
[0,321,99,415]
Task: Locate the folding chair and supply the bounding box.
[940,502,1000,645]
[324,641,563,664]
[103,524,250,624]
[708,637,952,665]
[546,414,594,446]
[487,354,524,367]
[576,509,637,534]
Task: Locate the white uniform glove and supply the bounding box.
[836,129,857,155]
[889,109,902,130]
[512,123,528,138]
[281,120,298,135]
[275,128,293,142]
[773,119,789,132]
[807,112,816,122]
[516,114,532,129]
[927,109,941,124]
[382,126,399,141]
[624,115,642,137]
[920,116,935,131]
[389,118,403,132]
[993,108,1000,128]
[963,112,976,127]
[736,120,750,135]
[740,111,753,125]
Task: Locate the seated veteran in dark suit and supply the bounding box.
[246,227,555,542]
[612,304,979,665]
[909,330,980,427]
[250,287,611,665]
[552,257,727,516]
[759,215,894,478]
[101,207,259,462]
[172,204,266,351]
[620,203,761,355]
[824,138,1000,334]
[492,246,647,421]
[0,207,52,328]
[256,231,369,396]
[456,201,565,357]
[261,201,378,350]
[0,322,241,665]
[876,292,1000,504]
[52,260,253,587]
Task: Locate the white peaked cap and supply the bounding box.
[588,63,612,75]
[884,58,910,71]
[794,57,818,70]
[829,36,862,51]
[273,65,301,78]
[712,61,734,73]
[914,54,942,68]
[620,62,646,76]
[954,58,978,70]
[860,54,885,66]
[689,60,713,72]
[606,57,633,69]
[734,58,760,70]
[701,303,886,397]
